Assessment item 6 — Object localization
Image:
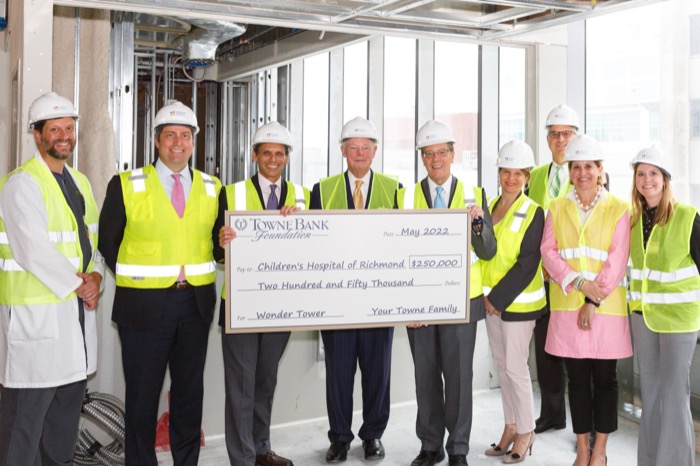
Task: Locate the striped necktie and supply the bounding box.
[549,164,564,200]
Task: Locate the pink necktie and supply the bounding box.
[171,174,186,281]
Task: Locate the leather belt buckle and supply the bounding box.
[170,281,191,291]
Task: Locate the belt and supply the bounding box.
[170,281,192,291]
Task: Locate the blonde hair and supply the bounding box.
[630,164,675,228]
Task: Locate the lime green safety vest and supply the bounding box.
[0,157,99,305]
[528,163,571,210]
[629,203,700,332]
[116,165,221,288]
[481,194,546,313]
[221,178,310,298]
[319,172,398,210]
[397,180,484,299]
[548,195,628,316]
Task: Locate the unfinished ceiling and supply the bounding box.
[60,0,662,41]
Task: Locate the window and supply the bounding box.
[343,41,368,122]
[302,53,330,185]
[434,41,479,187]
[383,36,417,186]
[499,47,526,146]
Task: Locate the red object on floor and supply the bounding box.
[154,391,206,452]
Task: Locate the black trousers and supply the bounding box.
[533,286,566,424]
[119,288,210,466]
[563,358,618,434]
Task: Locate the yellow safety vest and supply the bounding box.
[221,178,310,298]
[629,203,700,332]
[548,195,628,316]
[482,194,546,312]
[319,172,398,210]
[116,165,221,288]
[397,180,484,299]
[0,157,99,304]
[528,163,571,210]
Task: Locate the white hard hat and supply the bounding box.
[28,92,79,129]
[153,101,199,135]
[339,117,378,143]
[630,145,671,179]
[497,140,535,169]
[416,120,455,150]
[252,122,293,152]
[565,134,604,162]
[545,104,579,130]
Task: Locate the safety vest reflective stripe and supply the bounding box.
[201,173,217,197]
[630,264,699,283]
[0,231,79,244]
[292,183,306,209]
[629,289,700,305]
[483,286,546,304]
[509,200,533,233]
[402,185,415,209]
[116,261,217,278]
[1,256,80,272]
[87,223,99,234]
[578,269,627,288]
[185,261,217,276]
[129,168,147,192]
[235,181,246,210]
[470,251,478,264]
[558,246,609,262]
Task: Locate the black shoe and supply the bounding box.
[410,449,446,466]
[362,439,385,460]
[255,451,294,466]
[534,418,566,433]
[326,442,350,463]
[448,454,468,465]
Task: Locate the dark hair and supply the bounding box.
[154,125,196,140]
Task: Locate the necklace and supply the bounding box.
[574,186,602,212]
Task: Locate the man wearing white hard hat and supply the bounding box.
[0,92,104,464]
[99,101,223,465]
[526,104,578,435]
[396,120,496,466]
[217,122,309,466]
[310,116,401,463]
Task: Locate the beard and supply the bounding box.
[41,137,75,160]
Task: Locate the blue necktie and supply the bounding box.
[434,186,446,209]
[267,184,279,210]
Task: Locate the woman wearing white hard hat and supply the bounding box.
[628,146,700,466]
[482,141,546,464]
[540,134,631,466]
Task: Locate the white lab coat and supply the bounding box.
[0,154,103,388]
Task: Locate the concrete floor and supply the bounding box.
[157,386,670,466]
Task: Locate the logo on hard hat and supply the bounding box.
[504,155,515,162]
[266,132,279,138]
[169,110,187,117]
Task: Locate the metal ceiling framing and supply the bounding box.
[58,0,664,43]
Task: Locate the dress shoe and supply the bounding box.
[362,439,385,460]
[448,454,468,465]
[326,442,350,463]
[503,432,535,464]
[534,418,565,433]
[255,451,294,466]
[410,448,445,466]
[484,435,515,457]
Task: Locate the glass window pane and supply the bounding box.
[383,36,416,186]
[435,41,479,188]
[344,41,368,122]
[302,53,329,185]
[499,47,526,147]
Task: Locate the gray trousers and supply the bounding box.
[221,330,291,466]
[631,312,697,466]
[407,321,478,456]
[0,380,86,466]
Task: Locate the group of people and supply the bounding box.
[0,92,697,466]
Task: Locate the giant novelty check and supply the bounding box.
[224,210,471,333]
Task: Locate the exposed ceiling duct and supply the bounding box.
[172,18,246,67]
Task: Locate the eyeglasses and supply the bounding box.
[422,149,452,159]
[547,130,575,139]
